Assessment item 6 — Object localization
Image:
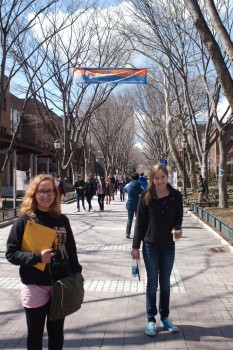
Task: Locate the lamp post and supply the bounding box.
[54,139,61,175]
[181,140,188,198]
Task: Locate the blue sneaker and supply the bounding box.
[145,321,157,336]
[160,317,179,332]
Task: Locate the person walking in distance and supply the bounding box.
[54,174,66,201]
[118,175,126,201]
[105,176,111,205]
[109,173,116,201]
[74,174,86,211]
[5,174,82,350]
[131,164,183,336]
[97,177,106,211]
[123,172,144,239]
[197,175,209,204]
[85,177,95,211]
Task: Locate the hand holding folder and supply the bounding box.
[22,220,56,271]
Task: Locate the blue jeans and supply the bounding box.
[76,193,85,209]
[126,209,136,234]
[143,243,175,321]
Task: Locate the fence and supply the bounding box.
[0,208,18,223]
[190,202,233,241]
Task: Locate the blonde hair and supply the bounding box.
[19,174,61,216]
[144,164,169,205]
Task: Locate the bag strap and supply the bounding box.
[28,214,39,223]
[47,264,55,285]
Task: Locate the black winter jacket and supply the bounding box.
[133,184,183,249]
[6,210,82,285]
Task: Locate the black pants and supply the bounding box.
[24,301,65,350]
[98,194,105,210]
[86,195,92,210]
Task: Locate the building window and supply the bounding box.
[0,126,6,134]
[11,107,21,133]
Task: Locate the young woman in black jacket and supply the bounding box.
[6,174,82,350]
[131,164,183,336]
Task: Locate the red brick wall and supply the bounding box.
[1,76,11,134]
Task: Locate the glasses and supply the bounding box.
[37,189,55,197]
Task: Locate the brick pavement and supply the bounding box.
[0,195,233,349]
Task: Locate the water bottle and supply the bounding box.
[132,259,138,277]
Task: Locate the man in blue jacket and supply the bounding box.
[139,172,148,190]
[123,172,144,239]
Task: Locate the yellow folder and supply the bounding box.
[22,220,56,271]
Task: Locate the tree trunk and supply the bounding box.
[186,0,233,110]
[218,134,228,208]
[205,0,233,68]
[186,147,197,190]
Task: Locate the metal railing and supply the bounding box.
[0,208,18,223]
[65,192,76,201]
[190,202,233,240]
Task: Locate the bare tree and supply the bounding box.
[186,0,233,206]
[119,0,206,188]
[91,92,135,177]
[0,0,73,196]
[132,81,169,166]
[23,6,133,183]
[118,0,233,204]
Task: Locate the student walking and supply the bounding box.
[5,174,82,350]
[118,175,126,201]
[198,175,209,204]
[54,174,66,201]
[97,177,106,211]
[85,178,95,211]
[74,174,86,211]
[123,172,144,239]
[131,164,183,336]
[105,176,111,205]
[109,173,116,202]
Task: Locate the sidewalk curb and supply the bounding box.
[0,217,17,228]
[186,209,233,255]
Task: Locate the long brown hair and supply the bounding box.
[19,174,61,216]
[144,164,169,205]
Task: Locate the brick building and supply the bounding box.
[0,78,63,187]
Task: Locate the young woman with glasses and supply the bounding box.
[6,174,82,350]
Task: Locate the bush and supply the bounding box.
[226,174,233,185]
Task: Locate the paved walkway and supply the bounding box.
[1,195,233,349]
